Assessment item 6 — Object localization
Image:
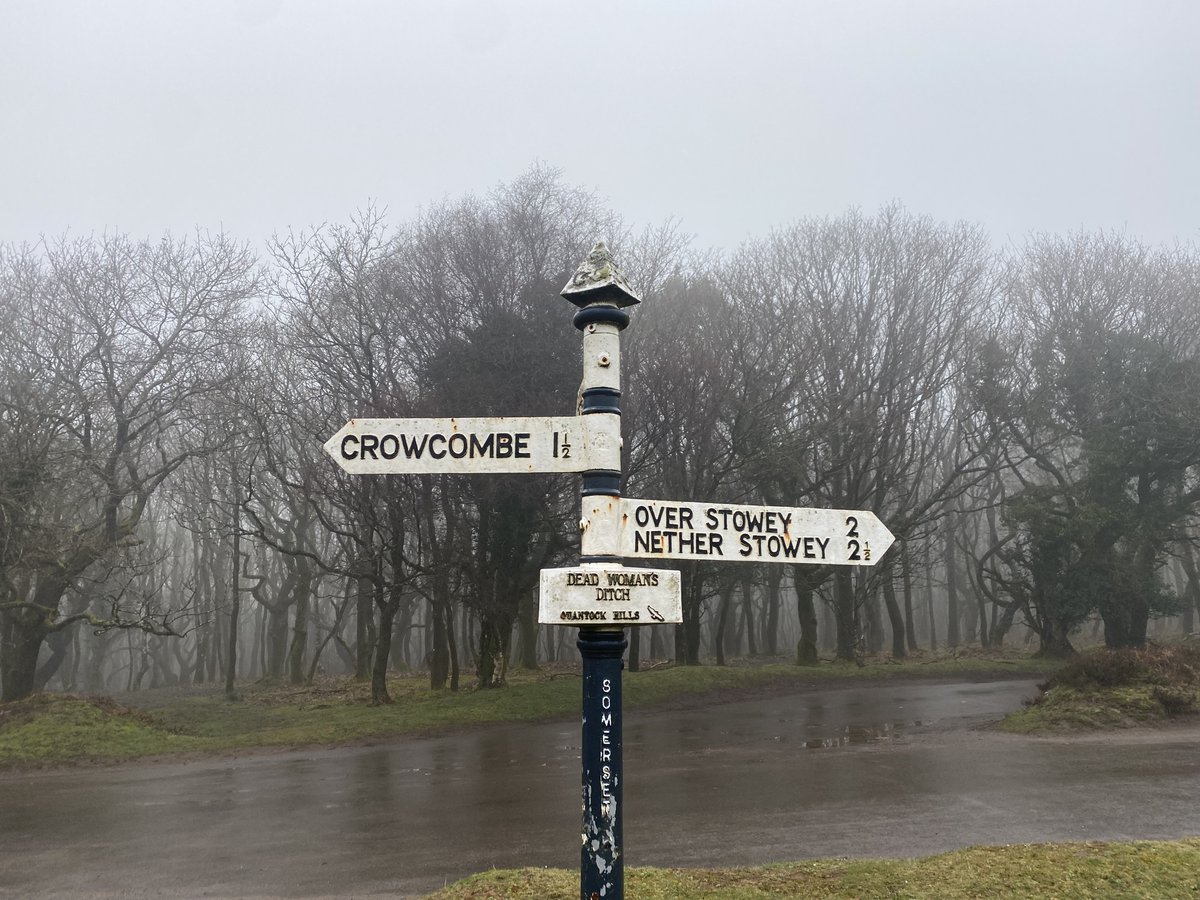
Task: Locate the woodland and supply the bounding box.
[3,165,1200,704]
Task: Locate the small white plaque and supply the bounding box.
[539,566,682,626]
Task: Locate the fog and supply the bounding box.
[3,0,1197,249]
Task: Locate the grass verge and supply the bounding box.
[1,649,1052,769]
[422,839,1200,900]
[999,643,1200,734]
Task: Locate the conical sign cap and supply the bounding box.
[561,241,641,308]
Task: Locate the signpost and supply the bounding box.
[548,242,659,900]
[326,241,894,900]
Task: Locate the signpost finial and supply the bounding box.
[561,241,641,309]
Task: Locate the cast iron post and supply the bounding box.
[562,242,640,900]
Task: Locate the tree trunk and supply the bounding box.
[833,568,857,661]
[129,633,151,692]
[265,605,289,679]
[429,599,450,689]
[192,604,210,685]
[393,601,414,670]
[477,616,506,687]
[34,624,76,692]
[628,624,640,673]
[225,475,242,700]
[944,521,960,648]
[864,581,884,654]
[764,566,782,656]
[86,629,112,692]
[1038,615,1077,658]
[517,589,539,670]
[683,610,702,665]
[35,582,90,689]
[1101,544,1154,649]
[287,562,313,685]
[882,574,906,658]
[1129,543,1153,646]
[208,542,228,684]
[992,600,1019,647]
[975,587,990,649]
[649,623,663,662]
[1,609,47,702]
[794,567,820,666]
[679,574,703,665]
[714,580,734,666]
[924,541,938,650]
[741,573,758,657]
[67,627,84,690]
[1180,546,1200,636]
[963,586,979,645]
[371,601,398,704]
[355,573,375,680]
[446,603,460,692]
[901,547,918,652]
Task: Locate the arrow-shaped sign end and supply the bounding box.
[323,422,352,468]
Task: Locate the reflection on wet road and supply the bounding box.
[2,678,1199,899]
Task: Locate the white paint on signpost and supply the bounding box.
[618,498,895,566]
[539,566,682,626]
[324,415,619,475]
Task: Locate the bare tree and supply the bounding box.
[727,206,994,661]
[0,233,258,701]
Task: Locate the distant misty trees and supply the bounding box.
[2,165,1200,702]
[971,233,1200,655]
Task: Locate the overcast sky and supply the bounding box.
[2,0,1197,253]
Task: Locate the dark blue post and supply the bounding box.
[562,241,640,900]
[577,627,626,899]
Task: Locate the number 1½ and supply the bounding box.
[553,432,571,459]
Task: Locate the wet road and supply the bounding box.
[2,678,1199,898]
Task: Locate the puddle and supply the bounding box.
[801,720,925,749]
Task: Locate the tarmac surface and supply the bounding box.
[2,677,1199,898]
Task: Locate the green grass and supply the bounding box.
[1,649,1054,769]
[423,839,1200,899]
[0,694,208,765]
[1000,684,1167,733]
[999,643,1200,734]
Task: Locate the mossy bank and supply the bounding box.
[1000,643,1200,734]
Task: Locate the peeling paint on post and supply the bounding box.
[563,241,640,900]
[578,627,625,898]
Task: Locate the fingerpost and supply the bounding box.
[561,242,639,900]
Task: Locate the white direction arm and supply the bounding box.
[618,498,895,566]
